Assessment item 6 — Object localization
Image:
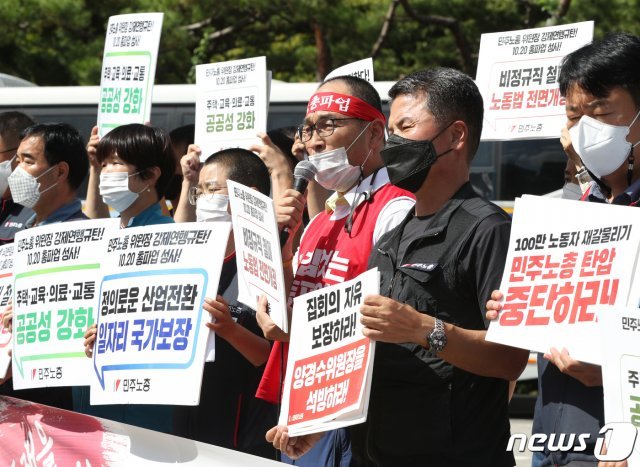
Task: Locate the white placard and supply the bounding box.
[279,268,378,436]
[598,306,640,465]
[97,12,164,136]
[325,58,374,83]
[90,222,229,405]
[12,219,119,389]
[486,195,640,364]
[227,180,288,333]
[195,57,268,160]
[476,21,593,140]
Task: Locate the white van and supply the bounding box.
[0,81,566,203]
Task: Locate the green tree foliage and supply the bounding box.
[0,0,637,86]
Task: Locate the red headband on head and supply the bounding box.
[306,92,386,123]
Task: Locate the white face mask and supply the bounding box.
[8,165,57,209]
[99,171,146,213]
[310,121,372,192]
[562,182,583,200]
[196,194,231,223]
[0,155,16,197]
[569,111,640,178]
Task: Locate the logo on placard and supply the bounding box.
[31,367,63,381]
[113,378,151,392]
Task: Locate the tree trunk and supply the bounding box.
[399,0,474,75]
[371,0,401,59]
[314,21,332,81]
[546,0,572,26]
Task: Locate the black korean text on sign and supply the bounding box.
[307,281,362,349]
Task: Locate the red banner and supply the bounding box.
[0,396,110,465]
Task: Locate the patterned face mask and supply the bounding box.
[8,165,57,208]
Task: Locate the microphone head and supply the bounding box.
[293,160,317,182]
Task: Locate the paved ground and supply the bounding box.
[511,417,534,467]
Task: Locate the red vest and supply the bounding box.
[256,183,412,403]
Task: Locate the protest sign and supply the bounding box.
[227,180,288,333]
[0,244,13,379]
[279,268,378,436]
[194,57,268,159]
[97,12,164,136]
[486,195,640,364]
[90,222,230,405]
[598,307,640,465]
[325,58,374,83]
[11,219,119,389]
[476,21,593,140]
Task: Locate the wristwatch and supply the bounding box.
[427,318,447,355]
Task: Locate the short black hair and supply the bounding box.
[389,67,484,158]
[559,32,640,107]
[96,123,176,198]
[204,148,270,196]
[169,124,195,149]
[21,123,87,190]
[0,111,36,146]
[321,75,383,113]
[267,126,298,169]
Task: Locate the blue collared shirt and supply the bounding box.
[587,177,640,206]
[126,203,173,228]
[27,199,87,227]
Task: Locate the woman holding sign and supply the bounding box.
[95,123,175,227]
[76,123,176,433]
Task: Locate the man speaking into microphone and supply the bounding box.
[278,160,316,248]
[256,75,415,466]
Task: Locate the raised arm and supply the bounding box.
[84,126,110,219]
[173,145,201,223]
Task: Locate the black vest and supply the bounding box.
[350,184,514,467]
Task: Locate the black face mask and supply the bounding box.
[380,123,453,193]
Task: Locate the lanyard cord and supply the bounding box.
[344,168,380,234]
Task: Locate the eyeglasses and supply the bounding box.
[297,117,360,143]
[188,181,226,205]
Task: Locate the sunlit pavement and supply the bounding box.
[511,417,534,467]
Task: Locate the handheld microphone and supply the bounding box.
[279,161,317,248]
